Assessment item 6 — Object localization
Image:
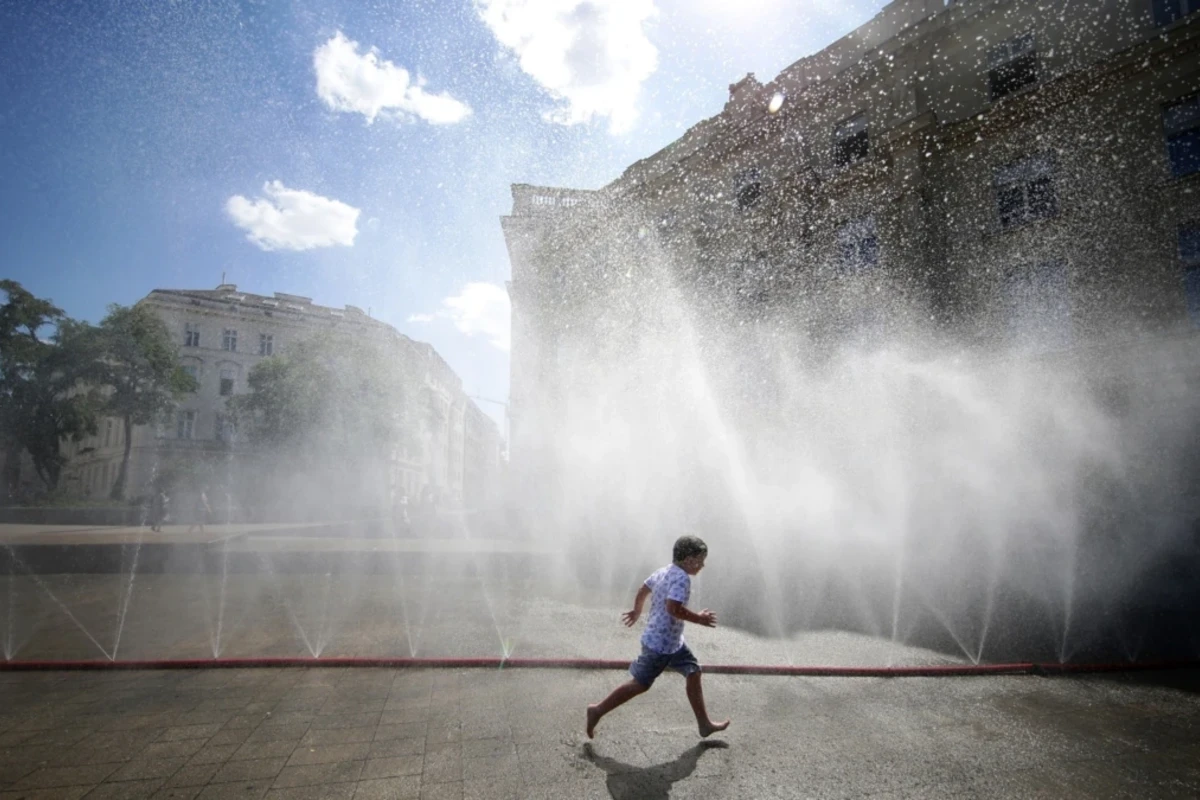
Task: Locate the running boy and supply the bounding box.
[586,535,730,739]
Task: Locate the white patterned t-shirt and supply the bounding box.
[640,564,691,654]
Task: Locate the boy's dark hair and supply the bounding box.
[673,535,708,563]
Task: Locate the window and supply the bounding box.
[833,113,869,167]
[176,410,196,440]
[184,322,200,347]
[222,328,237,351]
[734,169,763,210]
[1153,0,1200,27]
[259,334,273,356]
[103,419,113,448]
[219,366,235,396]
[836,216,880,271]
[181,364,199,389]
[987,32,1038,101]
[1180,225,1200,326]
[1163,93,1200,178]
[1003,258,1071,351]
[214,413,235,442]
[994,153,1057,229]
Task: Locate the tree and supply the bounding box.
[229,334,414,511]
[86,303,197,500]
[0,280,98,494]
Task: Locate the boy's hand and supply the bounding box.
[621,609,640,627]
[696,609,717,628]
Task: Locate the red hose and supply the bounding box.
[0,657,1196,675]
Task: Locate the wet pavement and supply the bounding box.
[0,666,1198,799]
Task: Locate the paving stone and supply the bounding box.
[358,757,421,781]
[0,787,94,800]
[150,786,204,800]
[0,760,41,785]
[157,725,225,742]
[82,778,166,799]
[209,759,288,785]
[462,775,522,800]
[245,726,310,745]
[309,716,379,732]
[139,740,210,761]
[187,744,241,766]
[461,754,519,781]
[259,714,314,729]
[209,730,254,747]
[14,764,123,790]
[193,784,270,800]
[365,739,423,759]
[418,748,460,785]
[106,758,187,782]
[350,777,420,800]
[231,741,298,762]
[271,760,363,789]
[460,738,513,760]
[417,783,462,800]
[165,763,223,788]
[222,716,269,731]
[285,745,370,769]
[263,784,356,800]
[298,728,375,747]
[371,725,424,744]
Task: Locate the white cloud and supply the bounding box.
[476,0,658,134]
[409,283,511,351]
[314,31,472,125]
[225,181,360,251]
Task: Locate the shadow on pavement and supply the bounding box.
[582,740,729,800]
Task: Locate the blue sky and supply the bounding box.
[0,0,885,427]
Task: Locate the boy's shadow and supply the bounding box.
[582,740,729,800]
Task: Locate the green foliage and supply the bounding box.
[230,334,412,469]
[1,289,197,501]
[0,280,99,492]
[84,303,198,499]
[87,304,198,425]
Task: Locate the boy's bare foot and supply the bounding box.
[699,719,730,738]
[586,704,600,739]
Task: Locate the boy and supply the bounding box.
[586,535,730,739]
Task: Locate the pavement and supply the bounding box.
[0,666,1198,799]
[3,526,1200,797]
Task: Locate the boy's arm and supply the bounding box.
[666,600,717,627]
[621,584,652,627]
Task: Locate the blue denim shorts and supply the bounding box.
[629,643,701,687]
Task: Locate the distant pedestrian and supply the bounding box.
[149,489,169,532]
[586,535,730,739]
[187,487,211,534]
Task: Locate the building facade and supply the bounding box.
[57,283,500,515]
[503,0,1200,485]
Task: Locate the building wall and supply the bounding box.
[503,0,1200,476]
[56,284,489,514]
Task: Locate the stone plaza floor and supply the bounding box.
[1,666,1198,799]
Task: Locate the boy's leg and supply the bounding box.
[685,672,729,738]
[587,680,647,739]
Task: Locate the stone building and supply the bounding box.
[58,283,500,515]
[502,0,1200,481]
[463,400,504,511]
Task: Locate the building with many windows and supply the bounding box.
[58,283,501,516]
[502,0,1200,490]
